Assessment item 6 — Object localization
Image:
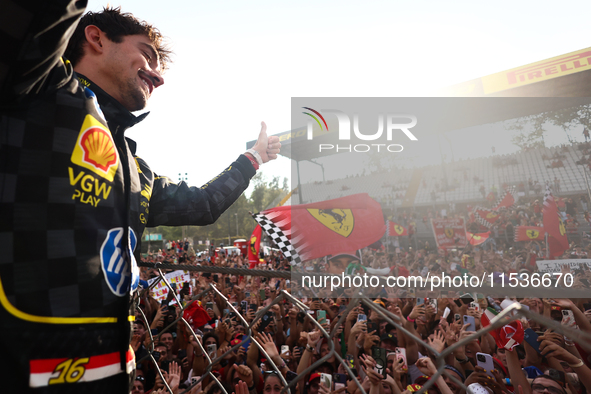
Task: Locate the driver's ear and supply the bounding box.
[83,25,106,55]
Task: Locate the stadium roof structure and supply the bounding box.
[247,47,591,162]
[438,47,591,98]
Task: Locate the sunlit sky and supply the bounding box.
[86,0,591,191]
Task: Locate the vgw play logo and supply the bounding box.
[302,107,417,153]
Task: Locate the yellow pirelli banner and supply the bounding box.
[481,47,591,94]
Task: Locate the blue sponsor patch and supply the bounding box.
[100,227,140,297]
[83,86,106,122]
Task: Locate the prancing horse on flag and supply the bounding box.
[319,209,348,230]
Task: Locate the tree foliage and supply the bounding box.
[146,174,289,251]
[506,103,591,150]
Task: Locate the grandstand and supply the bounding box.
[414,143,590,205]
[291,141,591,207]
[292,168,412,206]
[270,47,591,219]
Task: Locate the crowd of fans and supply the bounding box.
[384,192,591,253]
[134,216,591,394]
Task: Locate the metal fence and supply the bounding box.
[136,262,591,394]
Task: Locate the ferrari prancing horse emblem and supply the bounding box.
[527,230,540,239]
[444,228,454,239]
[307,209,354,237]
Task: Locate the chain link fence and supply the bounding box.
[135,262,591,394]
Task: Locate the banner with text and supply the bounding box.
[148,270,191,303]
[536,259,591,273]
[431,218,468,250]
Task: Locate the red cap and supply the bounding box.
[309,373,321,383]
[414,376,438,389]
[406,384,423,392]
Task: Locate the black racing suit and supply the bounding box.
[0,0,256,392]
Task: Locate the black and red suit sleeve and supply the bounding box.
[143,154,257,227]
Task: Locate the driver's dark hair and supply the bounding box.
[65,6,172,71]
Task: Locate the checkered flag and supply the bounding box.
[543,185,553,207]
[473,206,498,228]
[252,212,302,266]
[474,206,489,228]
[492,186,516,210]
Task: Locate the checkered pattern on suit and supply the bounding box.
[0,1,256,392]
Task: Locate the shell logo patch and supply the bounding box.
[81,129,117,171]
[100,227,139,297]
[71,115,119,182]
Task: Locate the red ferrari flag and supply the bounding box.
[431,218,467,249]
[514,226,545,242]
[543,186,568,257]
[460,253,473,269]
[387,221,408,236]
[473,207,500,228]
[253,193,385,262]
[183,302,211,329]
[247,225,262,268]
[466,231,490,246]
